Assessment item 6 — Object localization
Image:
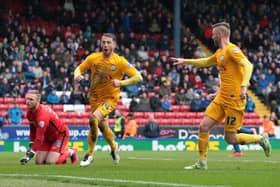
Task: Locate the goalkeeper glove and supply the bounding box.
[20,149,35,165]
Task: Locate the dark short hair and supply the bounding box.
[102,33,117,42]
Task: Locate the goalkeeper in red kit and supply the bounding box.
[20,90,78,165]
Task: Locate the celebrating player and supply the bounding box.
[20,90,78,165]
[74,33,142,167]
[170,22,271,170]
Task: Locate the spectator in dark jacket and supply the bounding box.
[143,114,160,138]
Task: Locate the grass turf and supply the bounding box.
[0,150,279,187]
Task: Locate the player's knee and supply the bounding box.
[89,115,98,128]
[199,125,210,132]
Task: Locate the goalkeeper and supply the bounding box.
[20,90,78,165]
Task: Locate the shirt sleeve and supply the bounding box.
[228,46,245,64]
[79,54,95,73]
[120,57,139,77]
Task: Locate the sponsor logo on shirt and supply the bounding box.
[38,121,45,128]
[111,65,116,71]
[232,48,239,54]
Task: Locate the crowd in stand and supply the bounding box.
[0,0,209,113]
[180,0,280,119]
[0,0,279,123]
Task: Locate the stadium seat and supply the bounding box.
[154,112,165,118]
[136,118,148,125]
[175,112,185,119]
[165,112,174,118]
[52,104,63,111]
[85,105,91,112]
[133,112,144,118]
[196,112,204,118]
[4,98,15,104]
[182,119,193,125]
[15,98,25,104]
[171,105,180,112]
[63,104,74,112]
[180,105,191,112]
[158,119,170,125]
[192,119,201,125]
[186,112,196,118]
[109,118,115,125]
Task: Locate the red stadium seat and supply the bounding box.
[133,112,144,118]
[186,112,196,118]
[109,118,115,125]
[136,118,148,125]
[157,118,170,125]
[175,112,185,119]
[182,119,193,125]
[52,105,63,111]
[196,112,204,118]
[154,112,165,118]
[165,112,174,119]
[180,105,190,112]
[4,98,15,104]
[171,105,180,112]
[15,98,25,104]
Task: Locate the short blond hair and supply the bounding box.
[212,22,231,37]
[27,89,41,101]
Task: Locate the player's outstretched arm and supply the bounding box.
[169,56,216,67]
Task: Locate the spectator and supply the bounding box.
[190,93,203,112]
[135,92,152,112]
[143,114,160,138]
[129,95,138,112]
[175,88,186,105]
[159,78,171,97]
[6,102,24,125]
[168,68,181,87]
[245,96,256,112]
[185,87,195,105]
[47,89,59,104]
[161,94,172,112]
[263,115,275,138]
[59,91,69,104]
[125,83,139,98]
[270,112,279,126]
[122,113,138,139]
[0,113,5,128]
[150,91,163,112]
[113,109,125,139]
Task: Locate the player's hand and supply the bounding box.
[169,57,185,65]
[240,86,247,100]
[112,79,121,87]
[74,75,84,82]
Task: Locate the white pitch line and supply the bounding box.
[215,159,280,164]
[0,173,230,187]
[128,157,279,164]
[128,156,176,161]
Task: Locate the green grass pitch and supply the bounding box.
[0,150,279,187]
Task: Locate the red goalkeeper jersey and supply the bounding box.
[27,104,68,151]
